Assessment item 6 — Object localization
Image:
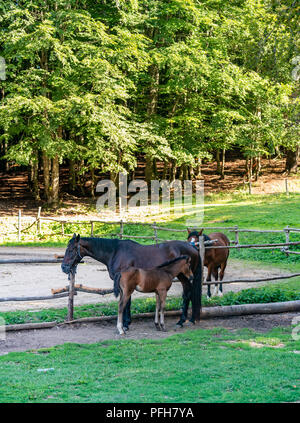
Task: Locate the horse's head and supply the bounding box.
[187,229,204,247]
[180,256,194,282]
[61,233,83,275]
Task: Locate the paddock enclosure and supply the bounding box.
[0,220,300,333]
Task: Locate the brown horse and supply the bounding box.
[187,229,230,297]
[113,256,193,334]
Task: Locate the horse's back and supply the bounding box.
[209,232,230,246]
[207,232,230,263]
[117,239,198,269]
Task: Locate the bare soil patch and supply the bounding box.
[1,158,299,216]
[0,312,298,354]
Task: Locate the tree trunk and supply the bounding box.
[42,152,50,200]
[178,164,184,181]
[90,168,96,199]
[183,164,188,181]
[220,148,226,179]
[169,160,177,182]
[216,149,221,174]
[189,165,195,180]
[162,162,169,180]
[285,146,299,174]
[145,63,159,184]
[49,155,59,206]
[254,154,261,181]
[69,159,76,192]
[196,157,202,179]
[32,151,40,201]
[147,64,159,116]
[145,154,153,184]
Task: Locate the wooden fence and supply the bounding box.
[1,208,300,253]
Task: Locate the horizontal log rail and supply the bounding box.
[0,258,64,264]
[51,284,114,296]
[202,272,300,285]
[0,292,72,302]
[5,300,300,331]
[205,241,300,250]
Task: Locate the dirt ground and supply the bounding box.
[0,312,299,355]
[0,246,298,354]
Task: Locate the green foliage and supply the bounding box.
[0,0,298,195]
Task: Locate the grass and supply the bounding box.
[1,282,300,326]
[0,327,299,403]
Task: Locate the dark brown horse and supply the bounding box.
[61,234,202,329]
[187,229,230,297]
[114,256,193,334]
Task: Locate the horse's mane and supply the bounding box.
[157,255,188,269]
[188,231,210,242]
[80,237,119,250]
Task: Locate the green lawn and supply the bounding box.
[0,327,299,403]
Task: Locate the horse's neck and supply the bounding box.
[81,238,116,266]
[163,261,183,278]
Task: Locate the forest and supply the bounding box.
[0,0,299,205]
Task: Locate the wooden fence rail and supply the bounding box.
[1,209,300,244]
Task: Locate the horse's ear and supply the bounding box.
[76,234,81,242]
[187,229,191,234]
[198,228,204,235]
[72,233,76,239]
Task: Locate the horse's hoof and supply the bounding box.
[155,323,161,331]
[123,326,129,332]
[188,319,195,325]
[161,326,167,332]
[175,322,184,328]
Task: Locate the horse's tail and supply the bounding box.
[191,256,202,321]
[113,272,122,298]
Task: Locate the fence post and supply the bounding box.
[234,225,239,245]
[153,222,158,244]
[37,207,41,235]
[249,180,252,195]
[18,210,21,242]
[91,221,94,237]
[285,178,289,196]
[67,270,76,321]
[198,235,205,303]
[284,225,290,245]
[119,219,124,239]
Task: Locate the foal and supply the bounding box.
[114,256,194,335]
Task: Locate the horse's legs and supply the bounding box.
[176,276,192,327]
[218,261,227,296]
[206,263,213,298]
[122,296,132,330]
[158,290,168,331]
[118,288,133,335]
[212,267,220,297]
[155,293,161,330]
